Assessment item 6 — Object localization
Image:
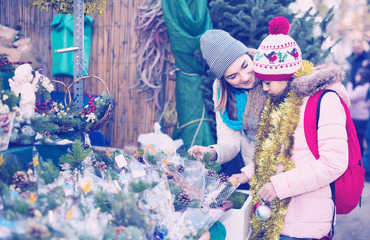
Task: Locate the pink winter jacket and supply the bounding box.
[242,63,349,239]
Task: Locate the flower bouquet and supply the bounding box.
[30,76,114,139]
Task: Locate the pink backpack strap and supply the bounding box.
[304,90,327,159]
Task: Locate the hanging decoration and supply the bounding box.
[27,0,106,15]
[133,0,172,109]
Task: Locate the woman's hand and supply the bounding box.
[258,182,277,202]
[230,173,249,185]
[188,146,217,161]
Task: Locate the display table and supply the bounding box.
[1,144,71,167]
[219,190,253,240]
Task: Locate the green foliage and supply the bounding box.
[188,152,221,172]
[208,0,338,64]
[31,115,81,134]
[38,187,65,213]
[208,0,295,48]
[94,191,111,213]
[110,192,152,234]
[227,191,249,209]
[30,92,112,135]
[0,155,21,185]
[0,90,19,111]
[2,198,31,219]
[39,159,60,184]
[129,179,158,193]
[28,0,107,15]
[59,140,91,169]
[289,7,340,64]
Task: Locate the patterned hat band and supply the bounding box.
[253,17,302,81]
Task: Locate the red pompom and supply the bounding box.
[268,16,290,35]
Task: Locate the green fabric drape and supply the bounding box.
[162,0,215,150]
[51,14,93,77]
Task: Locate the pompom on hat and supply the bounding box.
[200,29,249,79]
[253,16,302,81]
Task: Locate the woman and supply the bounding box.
[346,67,370,155]
[188,29,266,178]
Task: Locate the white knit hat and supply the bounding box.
[200,29,249,79]
[253,16,302,81]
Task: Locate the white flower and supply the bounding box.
[0,101,10,114]
[86,112,96,123]
[2,94,8,101]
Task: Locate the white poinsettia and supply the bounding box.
[35,70,54,93]
[0,100,10,114]
[86,112,96,123]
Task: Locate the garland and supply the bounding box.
[249,90,303,240]
[28,0,106,15]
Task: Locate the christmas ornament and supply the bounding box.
[253,202,271,221]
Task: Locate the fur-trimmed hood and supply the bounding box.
[291,62,350,107]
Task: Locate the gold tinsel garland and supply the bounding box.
[249,90,303,240]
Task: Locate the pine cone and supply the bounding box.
[218,172,229,183]
[137,155,145,164]
[94,161,107,171]
[177,164,185,173]
[12,171,29,189]
[166,172,174,179]
[207,169,216,177]
[26,223,51,239]
[114,226,126,237]
[177,191,191,205]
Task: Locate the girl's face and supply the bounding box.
[223,54,257,89]
[262,80,289,98]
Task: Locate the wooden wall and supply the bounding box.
[0,0,176,149]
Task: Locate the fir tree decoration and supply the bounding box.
[39,159,60,185]
[199,152,221,173]
[129,179,158,194]
[129,180,148,193]
[110,192,152,235]
[59,140,92,169]
[12,171,29,189]
[94,191,112,213]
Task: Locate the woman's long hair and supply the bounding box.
[214,53,253,120]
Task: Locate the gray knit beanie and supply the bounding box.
[200,29,249,79]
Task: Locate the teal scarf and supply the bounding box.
[218,88,248,130]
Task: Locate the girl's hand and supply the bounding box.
[188,146,217,161]
[230,173,249,184]
[258,182,277,202]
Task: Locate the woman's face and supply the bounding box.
[223,54,257,89]
[262,80,289,98]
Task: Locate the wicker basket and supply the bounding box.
[51,75,114,134]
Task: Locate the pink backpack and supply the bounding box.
[304,89,365,214]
